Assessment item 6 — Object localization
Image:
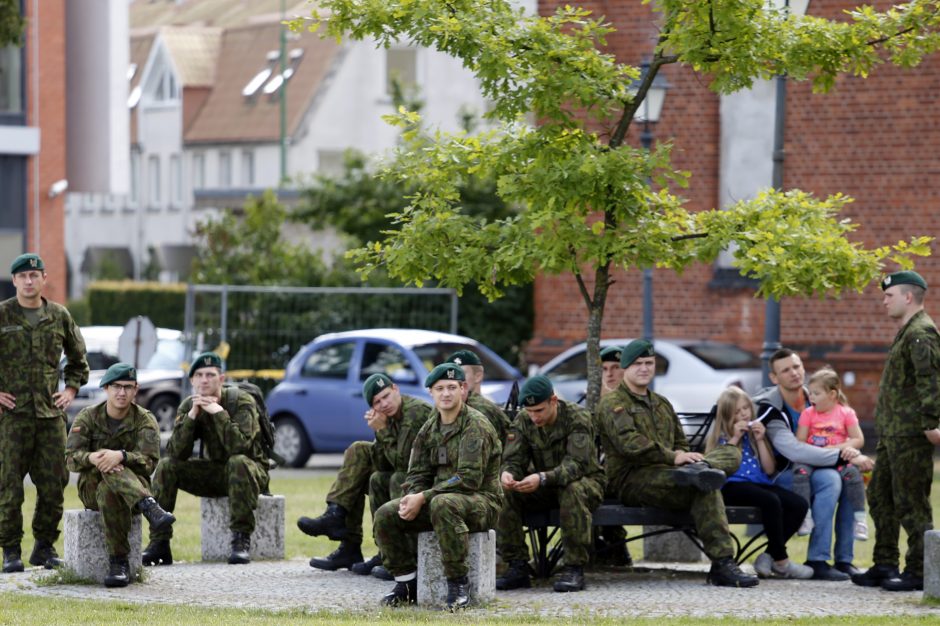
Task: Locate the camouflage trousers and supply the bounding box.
[375,493,500,579]
[498,476,604,567]
[869,435,934,576]
[325,441,405,546]
[0,415,68,547]
[77,469,151,557]
[614,446,742,560]
[150,455,269,540]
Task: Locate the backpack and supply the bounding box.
[223,381,285,468]
[503,380,521,421]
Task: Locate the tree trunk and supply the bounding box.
[583,262,611,412]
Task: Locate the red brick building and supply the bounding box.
[0,0,68,304]
[530,1,940,423]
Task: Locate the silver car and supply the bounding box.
[537,338,762,413]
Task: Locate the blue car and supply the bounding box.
[267,328,523,467]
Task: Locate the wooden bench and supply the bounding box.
[522,411,767,577]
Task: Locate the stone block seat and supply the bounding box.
[200,495,285,561]
[417,529,496,606]
[63,509,143,583]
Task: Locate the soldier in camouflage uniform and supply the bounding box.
[852,270,940,592]
[297,373,431,577]
[142,352,269,566]
[496,375,605,593]
[65,363,175,587]
[0,253,89,573]
[595,339,758,588]
[445,349,510,440]
[374,363,502,610]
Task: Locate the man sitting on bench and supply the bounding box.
[595,339,758,588]
[496,375,605,593]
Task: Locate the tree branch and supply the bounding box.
[574,269,593,309]
[609,47,677,148]
[671,232,709,242]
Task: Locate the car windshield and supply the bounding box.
[411,342,515,381]
[683,343,761,370]
[145,339,186,370]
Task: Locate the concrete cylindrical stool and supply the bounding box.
[417,529,496,606]
[200,495,285,561]
[924,530,940,598]
[63,509,143,583]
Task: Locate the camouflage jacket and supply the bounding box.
[503,400,605,489]
[373,394,432,473]
[0,297,88,418]
[596,382,687,495]
[65,402,160,487]
[875,309,940,437]
[167,388,268,466]
[467,391,510,443]
[403,403,502,507]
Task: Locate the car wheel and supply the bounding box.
[148,394,179,432]
[274,416,312,468]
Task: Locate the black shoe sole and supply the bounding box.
[707,576,759,588]
[495,579,532,590]
[310,558,361,571]
[297,519,347,541]
[552,584,584,592]
[104,578,130,588]
[674,468,726,492]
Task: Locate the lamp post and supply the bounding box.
[634,62,670,348]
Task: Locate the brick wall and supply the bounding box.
[532,1,940,423]
[25,0,68,304]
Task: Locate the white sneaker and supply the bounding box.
[797,513,814,537]
[771,559,814,580]
[753,552,773,578]
[854,518,869,541]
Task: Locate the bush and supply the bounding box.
[87,281,186,330]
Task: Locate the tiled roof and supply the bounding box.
[129,33,154,144]
[129,0,314,29]
[160,27,222,87]
[184,20,341,144]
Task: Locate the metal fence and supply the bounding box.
[182,285,458,386]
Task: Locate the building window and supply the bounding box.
[192,153,205,190]
[385,48,417,97]
[148,155,161,205]
[241,150,255,186]
[170,154,182,206]
[130,151,141,205]
[0,44,23,114]
[219,151,231,188]
[317,150,345,177]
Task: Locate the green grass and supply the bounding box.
[0,595,939,626]
[16,467,940,569]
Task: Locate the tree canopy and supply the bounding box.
[292,0,936,407]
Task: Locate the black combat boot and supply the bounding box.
[137,497,176,533]
[495,559,532,590]
[852,563,900,587]
[309,540,363,570]
[673,462,727,492]
[229,532,251,564]
[707,557,759,588]
[371,565,393,580]
[553,565,585,592]
[103,555,130,588]
[28,539,63,569]
[350,553,382,575]
[297,503,347,540]
[881,571,924,592]
[1,545,24,573]
[141,539,173,566]
[445,575,471,611]
[381,578,417,606]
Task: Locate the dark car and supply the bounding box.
[267,328,523,467]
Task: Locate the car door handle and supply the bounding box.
[351,391,363,398]
[295,389,308,396]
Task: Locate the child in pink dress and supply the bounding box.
[792,368,868,540]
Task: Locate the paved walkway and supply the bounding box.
[1,559,937,619]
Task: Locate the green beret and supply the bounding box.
[881,270,927,291]
[445,349,482,367]
[188,352,223,377]
[520,375,554,407]
[600,346,623,363]
[100,362,137,387]
[363,373,394,405]
[620,339,655,368]
[425,363,465,387]
[10,253,44,275]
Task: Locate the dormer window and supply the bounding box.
[243,48,304,100]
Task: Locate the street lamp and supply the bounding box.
[633,61,670,348]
